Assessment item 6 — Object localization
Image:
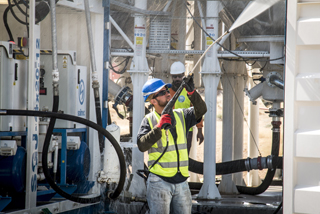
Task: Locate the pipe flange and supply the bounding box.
[245,157,251,171]
[267,155,274,170]
[266,71,282,88]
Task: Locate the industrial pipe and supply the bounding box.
[188,119,282,195]
[244,82,264,105]
[1,109,126,202]
[237,119,281,195]
[84,0,104,153]
[189,156,283,175]
[269,74,284,89]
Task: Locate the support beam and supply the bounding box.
[128,0,148,197]
[219,74,238,194]
[197,0,221,200]
[233,75,246,186]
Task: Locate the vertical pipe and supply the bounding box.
[26,0,39,208]
[102,0,110,130]
[50,0,59,90]
[128,0,148,197]
[178,0,186,62]
[84,0,104,153]
[196,0,206,41]
[193,1,202,87]
[197,0,221,200]
[247,69,261,186]
[84,0,97,74]
[233,75,245,186]
[219,74,238,194]
[189,126,199,182]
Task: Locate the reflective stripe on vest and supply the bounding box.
[146,109,189,177]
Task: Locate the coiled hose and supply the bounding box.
[1,109,126,203]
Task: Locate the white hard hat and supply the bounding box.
[170,61,185,75]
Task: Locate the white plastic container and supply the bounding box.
[103,123,121,183]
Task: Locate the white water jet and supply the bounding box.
[229,0,281,32]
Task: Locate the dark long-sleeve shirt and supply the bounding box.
[137,90,207,183]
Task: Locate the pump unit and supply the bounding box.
[0,42,27,132]
[39,51,87,128]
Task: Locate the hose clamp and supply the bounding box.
[267,155,274,170]
[257,156,263,170]
[245,157,251,171]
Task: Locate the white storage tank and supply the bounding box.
[39,51,87,128]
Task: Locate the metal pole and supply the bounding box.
[247,68,261,186]
[26,0,40,208]
[128,0,148,198]
[197,0,221,200]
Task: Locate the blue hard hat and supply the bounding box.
[142,78,171,102]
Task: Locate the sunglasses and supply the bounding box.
[153,88,169,99]
[172,74,184,79]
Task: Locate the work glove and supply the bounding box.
[197,128,204,145]
[183,74,195,95]
[156,114,172,129]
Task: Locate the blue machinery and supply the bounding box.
[0,128,91,211]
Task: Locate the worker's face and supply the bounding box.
[171,73,184,89]
[152,86,171,107]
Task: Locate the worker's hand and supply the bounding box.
[197,128,204,145]
[156,114,172,129]
[183,74,195,94]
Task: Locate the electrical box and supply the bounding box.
[39,51,87,128]
[12,59,28,131]
[0,41,27,132]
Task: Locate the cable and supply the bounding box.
[184,1,285,64]
[109,57,130,74]
[3,5,14,42]
[12,0,29,17]
[1,109,127,202]
[7,0,29,25]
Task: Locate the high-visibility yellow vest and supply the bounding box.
[174,88,191,109]
[146,109,189,177]
[172,88,193,132]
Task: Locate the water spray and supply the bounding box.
[163,0,281,115]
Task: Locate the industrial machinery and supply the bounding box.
[0,0,318,213]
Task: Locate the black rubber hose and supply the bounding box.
[43,95,59,184]
[237,121,281,195]
[3,5,15,42]
[94,94,104,153]
[1,109,126,202]
[189,156,283,175]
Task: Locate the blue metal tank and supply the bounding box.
[0,147,26,192]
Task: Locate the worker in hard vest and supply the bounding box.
[169,61,204,153]
[137,77,207,214]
